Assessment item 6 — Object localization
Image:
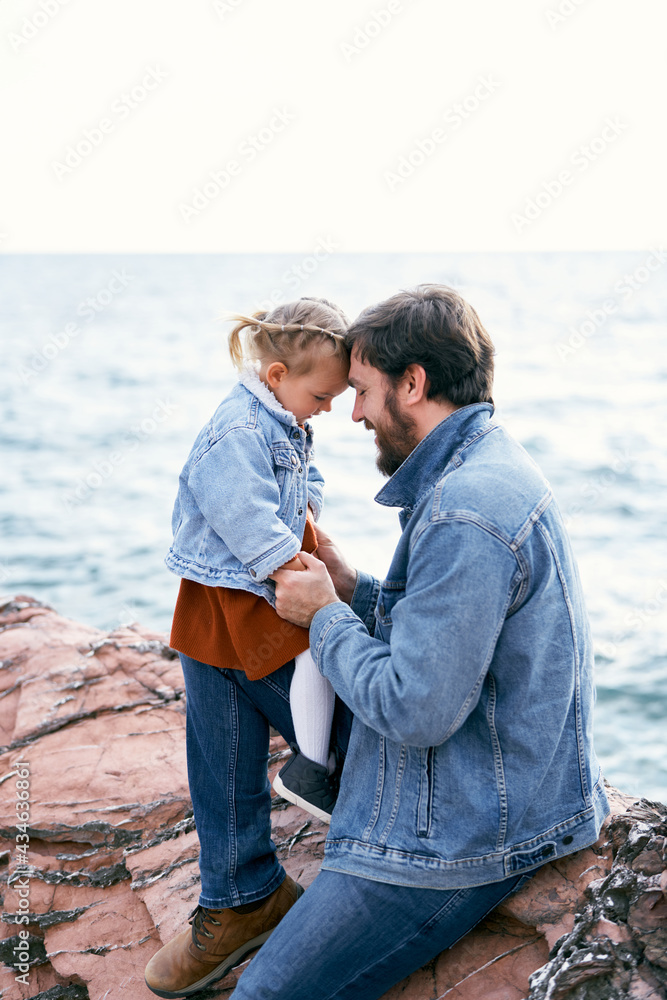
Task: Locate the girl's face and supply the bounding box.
[266,353,349,423]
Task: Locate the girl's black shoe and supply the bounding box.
[272,745,339,823]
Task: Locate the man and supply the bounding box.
[146,285,609,1000]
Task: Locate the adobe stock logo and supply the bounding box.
[8,0,73,52]
[16,269,134,385]
[511,118,627,233]
[51,67,168,180]
[384,76,501,191]
[339,2,403,62]
[178,108,295,223]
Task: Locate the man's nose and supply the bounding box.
[351,395,363,422]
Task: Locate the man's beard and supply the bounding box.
[368,387,420,478]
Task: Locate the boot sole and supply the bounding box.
[272,773,332,824]
[144,906,301,1000]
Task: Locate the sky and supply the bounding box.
[1,0,665,253]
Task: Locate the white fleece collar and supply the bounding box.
[237,366,298,427]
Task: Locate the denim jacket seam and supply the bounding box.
[378,744,407,846]
[486,672,508,851]
[323,838,513,868]
[409,507,531,620]
[349,571,365,605]
[437,419,499,478]
[403,428,500,519]
[441,581,517,744]
[246,532,301,578]
[307,494,322,520]
[325,836,506,866]
[205,387,305,453]
[511,489,553,549]
[314,609,361,660]
[248,395,261,430]
[400,513,521,746]
[409,510,516,558]
[326,802,598,868]
[195,421,266,469]
[535,519,589,800]
[456,419,500,455]
[506,547,529,617]
[351,573,381,634]
[362,735,385,842]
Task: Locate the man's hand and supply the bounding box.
[313,524,358,605]
[270,551,340,628]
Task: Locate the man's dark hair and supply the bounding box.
[345,284,495,406]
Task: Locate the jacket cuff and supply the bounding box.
[349,570,380,634]
[307,487,324,520]
[310,601,360,665]
[246,533,301,582]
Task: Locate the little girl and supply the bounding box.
[165,297,349,823]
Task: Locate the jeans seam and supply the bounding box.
[227,681,240,906]
[319,877,524,1000]
[318,887,469,1000]
[260,671,293,701]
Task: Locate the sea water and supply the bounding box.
[1,252,666,801]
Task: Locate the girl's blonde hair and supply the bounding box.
[228,297,349,374]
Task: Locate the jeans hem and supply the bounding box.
[198,866,287,910]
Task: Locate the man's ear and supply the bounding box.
[402,364,428,406]
[266,362,289,388]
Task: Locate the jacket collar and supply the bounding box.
[374,403,495,511]
[237,366,299,428]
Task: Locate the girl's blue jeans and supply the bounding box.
[180,653,533,1000]
[180,652,353,908]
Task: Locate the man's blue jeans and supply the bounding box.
[181,654,532,999]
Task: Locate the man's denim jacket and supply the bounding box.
[165,369,323,607]
[311,403,609,889]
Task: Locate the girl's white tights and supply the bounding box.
[290,648,335,768]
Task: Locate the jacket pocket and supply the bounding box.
[271,445,299,518]
[416,746,434,838]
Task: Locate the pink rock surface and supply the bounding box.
[1,597,666,1000]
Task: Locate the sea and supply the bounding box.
[1,252,666,802]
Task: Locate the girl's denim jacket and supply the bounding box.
[165,370,324,607]
[310,404,610,889]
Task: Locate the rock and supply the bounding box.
[1,596,666,999]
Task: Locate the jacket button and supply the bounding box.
[293,430,300,439]
[298,466,303,473]
[249,568,257,578]
[298,508,303,516]
[562,835,573,845]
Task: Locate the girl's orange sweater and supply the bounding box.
[169,515,317,680]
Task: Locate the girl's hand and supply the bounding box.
[280,555,307,573]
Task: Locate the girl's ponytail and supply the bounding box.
[228,311,268,370]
